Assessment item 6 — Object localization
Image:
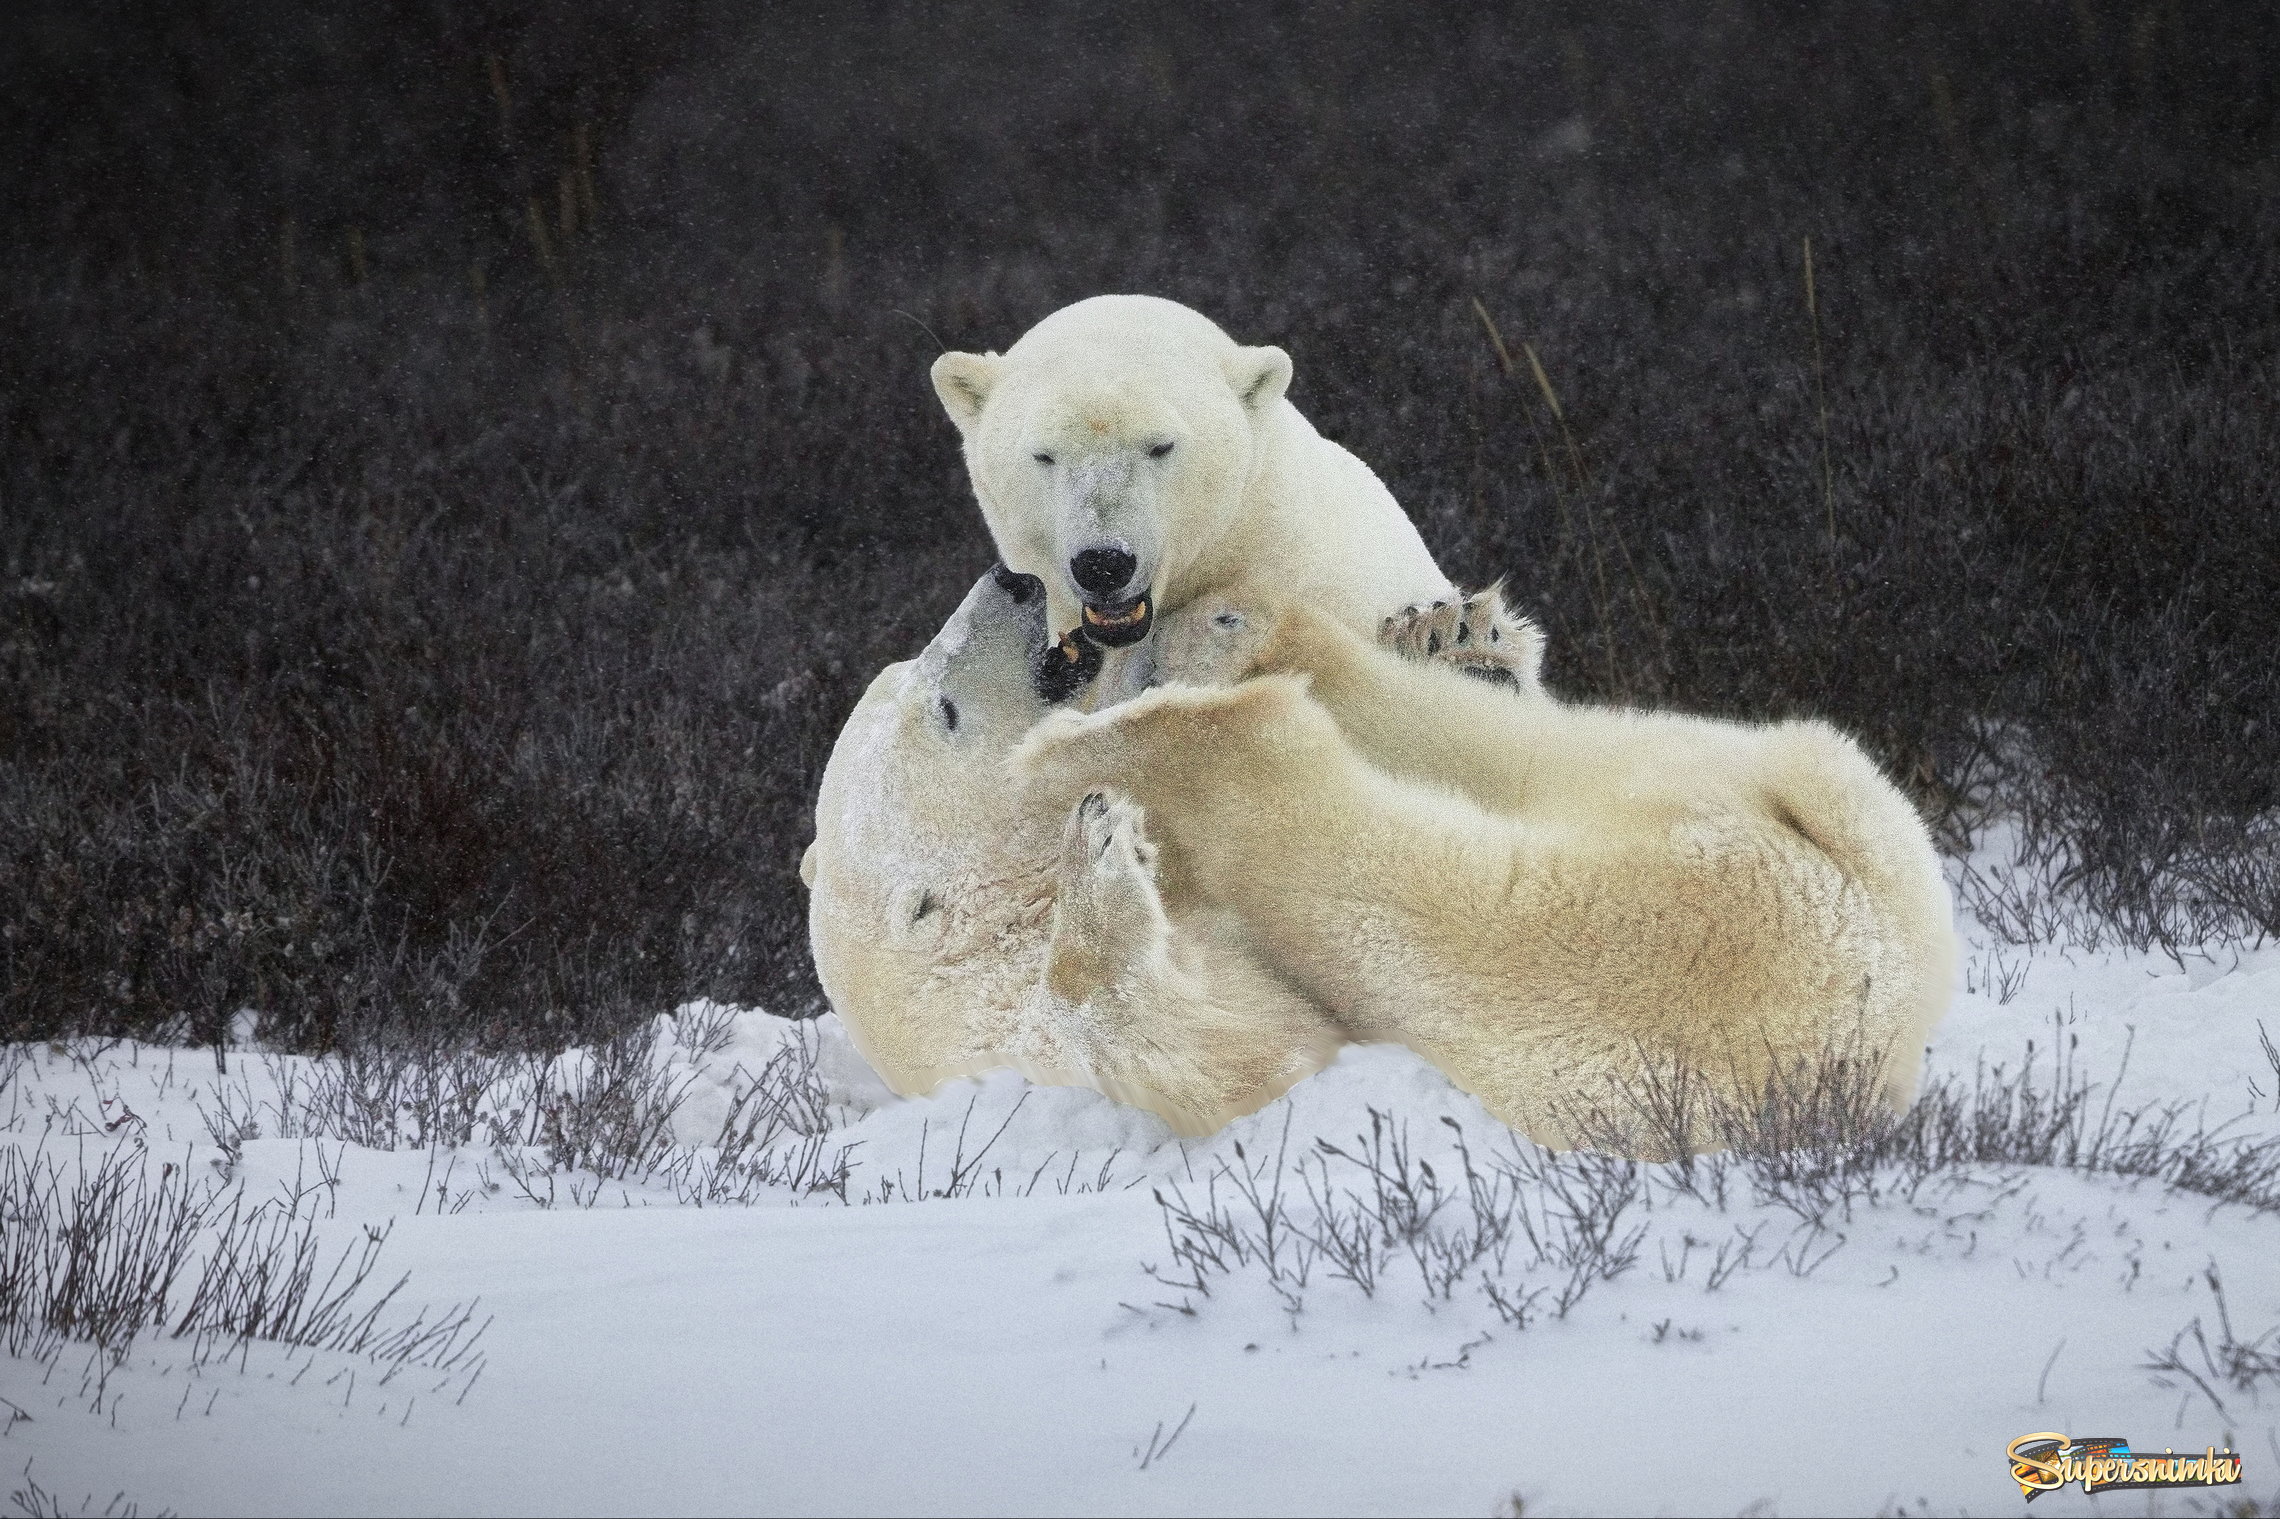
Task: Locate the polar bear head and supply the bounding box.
[802,565,1082,1037]
[929,295,1292,650]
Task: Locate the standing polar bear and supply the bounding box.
[1018,596,1958,1152]
[930,295,1529,701]
[800,565,1344,1136]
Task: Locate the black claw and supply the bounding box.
[1456,621,1470,643]
[1489,626,1502,643]
[1426,632,1441,654]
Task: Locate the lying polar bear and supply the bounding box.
[1017,595,1958,1151]
[800,565,1343,1136]
[930,295,1524,703]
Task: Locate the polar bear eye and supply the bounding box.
[1148,441,1175,458]
[937,695,959,732]
[1032,451,1054,466]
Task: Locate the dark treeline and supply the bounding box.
[3,0,2274,1050]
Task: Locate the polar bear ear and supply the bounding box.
[799,840,819,888]
[930,351,1003,432]
[1226,344,1293,414]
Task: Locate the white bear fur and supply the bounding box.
[801,572,1343,1136]
[930,295,1456,702]
[1016,598,1958,1153]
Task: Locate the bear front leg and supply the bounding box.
[1044,791,1173,1007]
[1015,676,1335,890]
[1380,581,1545,692]
[1016,677,1323,812]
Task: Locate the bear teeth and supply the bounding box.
[1083,598,1148,630]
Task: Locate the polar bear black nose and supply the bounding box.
[990,563,1043,604]
[1069,546,1138,599]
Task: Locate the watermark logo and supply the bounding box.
[2007,1433,2243,1501]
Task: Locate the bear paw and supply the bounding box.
[1063,790,1159,887]
[1380,582,1544,690]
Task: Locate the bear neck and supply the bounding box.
[1178,400,1309,607]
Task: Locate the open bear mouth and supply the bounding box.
[1078,593,1154,647]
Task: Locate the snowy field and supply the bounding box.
[6,834,2279,1518]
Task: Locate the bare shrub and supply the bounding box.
[0,1146,208,1361]
[666,1021,854,1205]
[1149,1109,1647,1327]
[1146,1028,2280,1329]
[0,1145,484,1382]
[6,1468,173,1519]
[2143,1262,2280,1419]
[213,1011,854,1206]
[271,1043,526,1152]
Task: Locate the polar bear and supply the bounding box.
[929,295,1533,702]
[1016,596,1957,1153]
[800,565,1343,1136]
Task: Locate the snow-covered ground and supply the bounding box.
[6,836,2280,1517]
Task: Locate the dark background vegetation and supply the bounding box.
[3,0,2274,1051]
